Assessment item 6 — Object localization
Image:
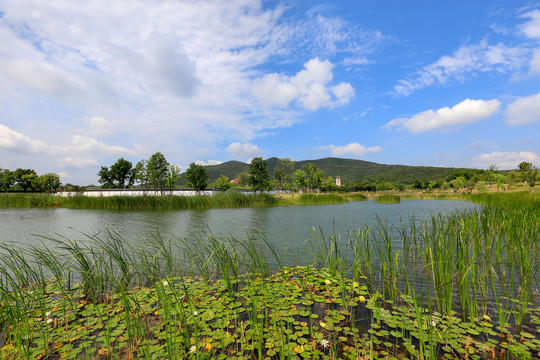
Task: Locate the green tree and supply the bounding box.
[0,169,13,192]
[292,169,306,192]
[238,172,250,186]
[38,173,61,193]
[248,157,270,192]
[133,160,149,190]
[109,158,133,188]
[302,163,323,192]
[186,163,208,192]
[508,170,519,188]
[97,166,114,188]
[13,169,37,191]
[216,175,232,191]
[274,158,295,191]
[518,161,537,190]
[147,152,169,191]
[166,165,182,191]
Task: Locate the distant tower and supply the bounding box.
[336,176,341,187]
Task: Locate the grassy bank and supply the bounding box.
[0,192,368,210]
[0,192,538,359]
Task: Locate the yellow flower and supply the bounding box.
[324,279,331,285]
[359,296,366,303]
[353,282,359,288]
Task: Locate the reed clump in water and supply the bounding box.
[375,194,401,204]
[0,192,537,359]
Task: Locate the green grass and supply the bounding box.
[0,192,538,359]
[0,192,367,210]
[375,194,401,204]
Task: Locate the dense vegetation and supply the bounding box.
[0,192,537,359]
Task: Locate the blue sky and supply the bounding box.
[0,0,539,185]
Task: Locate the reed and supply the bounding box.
[375,194,401,204]
[0,191,537,359]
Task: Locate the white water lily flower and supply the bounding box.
[190,345,196,353]
[162,280,169,286]
[45,311,51,317]
[47,318,53,324]
[193,311,198,316]
[320,339,330,348]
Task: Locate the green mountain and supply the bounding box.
[193,157,460,185]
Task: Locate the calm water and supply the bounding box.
[0,200,480,257]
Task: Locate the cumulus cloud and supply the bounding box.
[470,151,539,169]
[83,116,114,137]
[253,58,355,110]
[225,142,263,159]
[194,160,223,166]
[57,156,99,168]
[505,91,540,125]
[520,10,540,74]
[0,123,136,170]
[384,99,501,133]
[317,142,382,157]
[394,40,528,96]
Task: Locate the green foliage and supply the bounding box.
[166,164,181,190]
[375,195,401,204]
[147,152,169,191]
[13,168,37,191]
[215,175,232,191]
[97,158,134,189]
[518,161,537,189]
[0,169,14,192]
[274,158,295,190]
[185,163,208,192]
[292,169,306,190]
[36,173,61,193]
[248,157,270,192]
[302,163,324,192]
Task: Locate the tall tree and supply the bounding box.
[216,175,232,191]
[133,160,149,190]
[292,169,306,192]
[13,168,37,191]
[109,158,133,188]
[97,166,114,188]
[0,169,13,192]
[37,173,61,193]
[166,164,182,191]
[186,163,208,192]
[274,158,295,191]
[248,157,270,192]
[518,161,537,190]
[302,163,323,192]
[147,152,169,191]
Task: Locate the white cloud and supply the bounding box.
[470,151,539,169]
[394,40,528,96]
[317,142,382,157]
[226,142,263,159]
[505,91,540,125]
[520,10,540,74]
[57,156,99,168]
[520,10,540,40]
[194,160,223,166]
[253,58,355,110]
[83,116,114,137]
[384,99,501,133]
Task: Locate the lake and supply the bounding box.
[0,199,480,260]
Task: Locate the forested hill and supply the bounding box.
[202,157,459,184]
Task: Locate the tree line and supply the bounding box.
[97,152,208,192]
[99,155,538,194]
[0,168,61,193]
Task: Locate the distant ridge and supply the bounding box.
[192,157,460,185]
